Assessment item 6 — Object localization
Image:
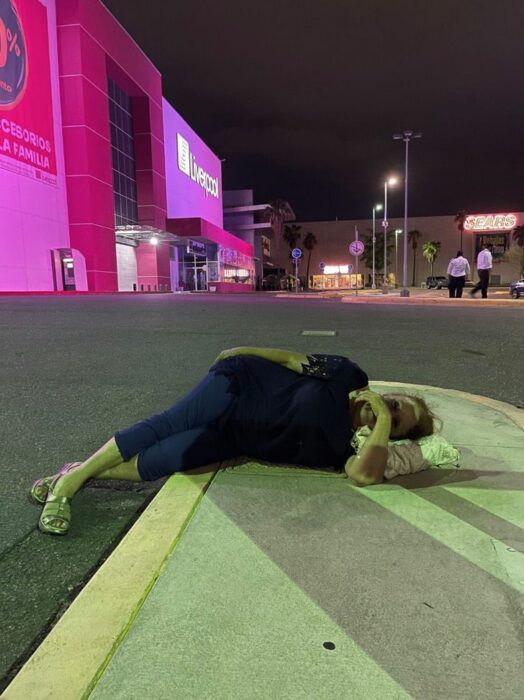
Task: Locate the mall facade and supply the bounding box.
[0,0,254,293]
[270,213,524,289]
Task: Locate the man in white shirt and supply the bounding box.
[447,250,471,298]
[470,243,493,298]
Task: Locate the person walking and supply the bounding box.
[447,250,471,298]
[470,243,493,298]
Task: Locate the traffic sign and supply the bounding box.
[349,240,365,257]
[347,263,354,273]
[319,261,325,270]
[291,248,302,259]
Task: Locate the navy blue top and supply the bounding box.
[211,354,368,471]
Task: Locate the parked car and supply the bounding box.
[509,278,524,299]
[426,276,448,289]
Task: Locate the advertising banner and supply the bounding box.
[0,0,56,184]
[474,232,509,261]
[163,98,223,228]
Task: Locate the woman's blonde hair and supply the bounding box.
[396,394,441,440]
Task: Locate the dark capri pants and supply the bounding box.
[115,373,239,481]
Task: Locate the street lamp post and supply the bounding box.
[382,177,397,294]
[394,228,402,285]
[393,130,422,297]
[371,203,382,289]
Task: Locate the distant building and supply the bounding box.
[269,213,523,288]
[223,190,295,289]
[0,0,253,294]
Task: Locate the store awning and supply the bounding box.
[115,225,184,244]
[166,217,254,257]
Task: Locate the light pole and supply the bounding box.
[394,228,402,285]
[382,177,397,294]
[393,130,422,297]
[371,203,382,289]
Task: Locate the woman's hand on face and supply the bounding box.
[354,390,391,422]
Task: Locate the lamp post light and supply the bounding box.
[382,177,397,294]
[393,130,422,297]
[371,203,382,289]
[394,228,402,286]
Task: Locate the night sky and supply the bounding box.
[102,0,524,221]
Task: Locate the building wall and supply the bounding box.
[223,189,255,247]
[271,214,524,286]
[0,0,70,291]
[223,189,267,287]
[56,0,167,291]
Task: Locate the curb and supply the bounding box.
[275,293,523,308]
[341,296,522,308]
[3,386,522,698]
[3,472,216,700]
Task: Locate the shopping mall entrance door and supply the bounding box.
[183,255,207,291]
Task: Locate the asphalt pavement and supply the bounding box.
[0,292,523,692]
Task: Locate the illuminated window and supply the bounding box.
[108,79,138,227]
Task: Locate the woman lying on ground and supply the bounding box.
[32,347,438,535]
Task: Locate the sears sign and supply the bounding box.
[177,133,219,199]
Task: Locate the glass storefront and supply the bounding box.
[219,246,254,285]
[173,240,254,291]
[311,273,363,289]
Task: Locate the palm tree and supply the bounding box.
[263,200,294,248]
[422,240,441,276]
[512,224,524,248]
[283,224,302,252]
[302,231,318,288]
[506,224,524,277]
[408,229,422,285]
[454,211,468,250]
[361,232,394,275]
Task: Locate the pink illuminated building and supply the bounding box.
[0,0,254,293]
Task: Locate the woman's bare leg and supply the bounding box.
[94,459,142,482]
[53,438,141,499]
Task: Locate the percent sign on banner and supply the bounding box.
[0,0,27,107]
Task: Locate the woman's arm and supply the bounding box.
[213,347,309,374]
[345,391,391,487]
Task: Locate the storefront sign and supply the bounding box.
[474,232,509,260]
[163,100,223,227]
[324,265,350,274]
[186,239,206,256]
[0,0,56,182]
[177,132,219,199]
[464,213,517,231]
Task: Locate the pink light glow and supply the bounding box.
[0,0,71,292]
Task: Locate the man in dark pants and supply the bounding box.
[470,243,493,298]
[447,250,470,298]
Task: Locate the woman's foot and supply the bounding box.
[38,473,73,535]
[30,462,82,504]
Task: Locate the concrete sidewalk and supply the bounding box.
[5,385,524,699]
[276,287,524,308]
